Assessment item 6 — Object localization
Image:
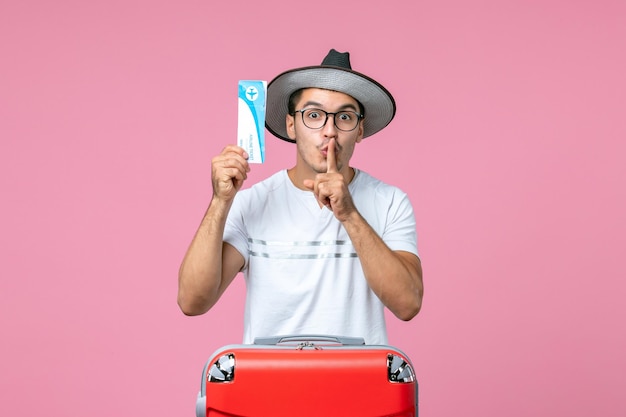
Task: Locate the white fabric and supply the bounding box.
[223,169,418,344]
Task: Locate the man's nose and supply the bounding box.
[322,113,338,135]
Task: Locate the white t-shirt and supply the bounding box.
[223,169,418,344]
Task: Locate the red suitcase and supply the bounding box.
[195,335,418,417]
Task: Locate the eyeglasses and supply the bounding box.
[293,108,364,132]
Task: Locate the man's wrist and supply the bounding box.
[340,208,364,228]
[207,195,234,218]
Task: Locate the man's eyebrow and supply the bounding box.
[299,101,359,111]
[299,100,322,109]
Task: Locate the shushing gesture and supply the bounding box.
[303,138,357,222]
[211,145,250,203]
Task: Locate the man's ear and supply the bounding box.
[286,114,296,141]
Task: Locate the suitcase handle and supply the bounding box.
[253,334,366,346]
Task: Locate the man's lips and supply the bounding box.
[320,145,338,156]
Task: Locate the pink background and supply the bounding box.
[1,1,625,416]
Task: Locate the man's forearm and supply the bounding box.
[342,211,423,321]
[177,198,233,315]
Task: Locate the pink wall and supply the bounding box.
[1,1,624,416]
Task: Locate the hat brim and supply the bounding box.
[265,66,396,143]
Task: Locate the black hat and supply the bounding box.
[265,49,396,143]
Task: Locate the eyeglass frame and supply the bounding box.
[291,108,365,132]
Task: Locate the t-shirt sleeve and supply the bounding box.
[383,190,419,257]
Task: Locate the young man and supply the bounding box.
[178,49,423,344]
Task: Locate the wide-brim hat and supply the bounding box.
[265,49,396,143]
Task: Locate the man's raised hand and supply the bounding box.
[211,145,250,202]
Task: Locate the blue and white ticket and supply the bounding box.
[237,80,267,163]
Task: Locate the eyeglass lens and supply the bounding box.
[299,109,360,131]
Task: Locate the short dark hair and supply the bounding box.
[287,88,365,117]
